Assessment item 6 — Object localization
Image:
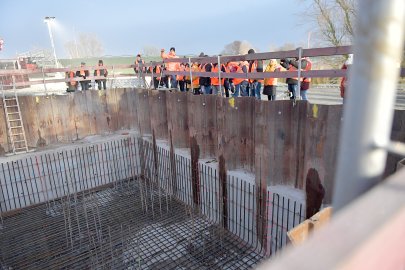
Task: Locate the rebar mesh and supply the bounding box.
[0,136,305,269]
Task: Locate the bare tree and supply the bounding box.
[142,45,160,57]
[302,0,357,46]
[269,43,297,52]
[64,33,104,58]
[221,40,256,55]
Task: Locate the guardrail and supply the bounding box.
[0,45,404,90]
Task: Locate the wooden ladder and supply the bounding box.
[2,90,29,154]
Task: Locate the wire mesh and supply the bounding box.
[0,136,305,269]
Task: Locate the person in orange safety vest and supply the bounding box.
[161,47,180,89]
[247,49,264,99]
[263,59,284,100]
[66,68,77,92]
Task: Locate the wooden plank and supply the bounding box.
[166,91,189,148]
[148,90,168,140]
[287,207,333,246]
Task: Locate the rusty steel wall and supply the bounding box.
[148,90,168,140]
[218,97,255,172]
[1,88,404,205]
[136,88,151,135]
[166,91,189,148]
[187,94,218,159]
[0,89,140,153]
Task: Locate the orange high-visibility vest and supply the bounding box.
[303,58,312,83]
[264,66,284,86]
[248,60,264,84]
[232,65,247,85]
[177,65,185,81]
[156,66,161,80]
[191,64,200,87]
[211,64,226,86]
[288,65,302,81]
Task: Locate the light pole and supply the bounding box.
[44,16,58,67]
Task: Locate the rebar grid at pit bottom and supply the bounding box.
[0,179,264,270]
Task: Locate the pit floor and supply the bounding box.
[0,179,264,269]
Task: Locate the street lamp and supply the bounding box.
[44,16,58,67]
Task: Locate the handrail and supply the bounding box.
[0,45,403,88]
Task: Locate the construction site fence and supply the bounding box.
[3,45,405,89]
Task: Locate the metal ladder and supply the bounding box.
[1,87,29,154]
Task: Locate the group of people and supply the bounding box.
[140,47,313,101]
[64,49,352,101]
[65,60,108,92]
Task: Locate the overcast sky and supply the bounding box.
[0,0,313,58]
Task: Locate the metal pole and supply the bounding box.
[42,67,48,94]
[188,57,194,93]
[46,19,58,68]
[333,0,405,211]
[150,62,154,89]
[218,56,222,97]
[296,47,302,100]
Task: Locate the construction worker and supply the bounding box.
[300,57,312,100]
[65,67,77,92]
[247,49,264,99]
[161,47,179,89]
[232,61,249,97]
[191,62,201,94]
[178,62,186,92]
[280,56,311,100]
[198,54,212,94]
[94,60,108,90]
[151,65,162,89]
[263,59,284,100]
[76,62,90,90]
[134,54,146,87]
[226,61,239,96]
[211,62,227,96]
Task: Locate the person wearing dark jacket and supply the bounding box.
[199,54,212,94]
[280,57,310,100]
[94,60,108,90]
[247,48,264,99]
[76,62,90,90]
